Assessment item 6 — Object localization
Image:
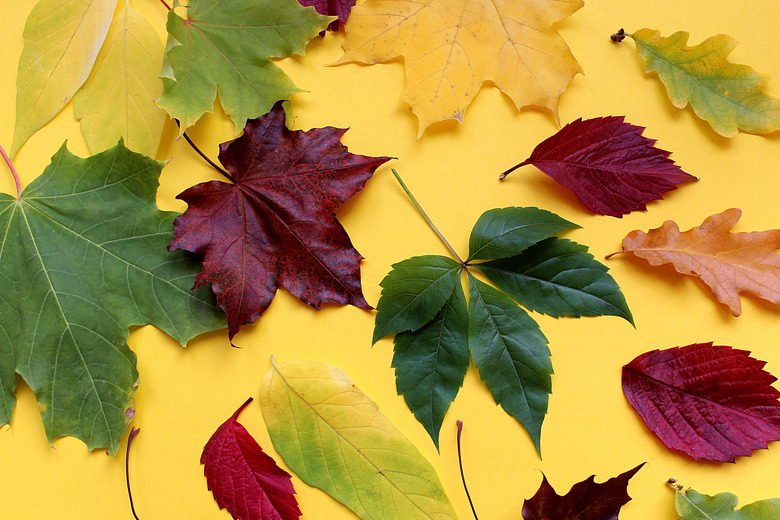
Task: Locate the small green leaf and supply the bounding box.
[674,486,780,519]
[373,255,462,344]
[467,207,577,262]
[474,238,633,323]
[467,273,551,454]
[393,281,469,449]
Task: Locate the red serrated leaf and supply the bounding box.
[500,116,696,217]
[169,103,390,339]
[522,464,644,520]
[298,0,355,28]
[623,342,780,462]
[202,397,301,520]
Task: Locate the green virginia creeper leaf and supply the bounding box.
[74,1,166,157]
[467,206,578,262]
[674,485,780,519]
[12,0,118,156]
[0,141,225,454]
[392,281,469,449]
[373,255,462,344]
[158,0,333,132]
[467,273,552,454]
[473,237,633,322]
[630,29,780,137]
[260,359,459,520]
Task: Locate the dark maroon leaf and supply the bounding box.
[298,0,356,29]
[169,103,390,339]
[623,342,780,462]
[500,116,696,217]
[522,464,644,520]
[202,397,301,520]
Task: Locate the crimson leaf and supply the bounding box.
[298,0,356,28]
[522,464,644,520]
[500,116,696,217]
[169,103,390,339]
[202,397,301,520]
[623,342,780,462]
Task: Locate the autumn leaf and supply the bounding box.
[297,0,355,29]
[169,104,390,340]
[623,343,780,462]
[670,480,780,519]
[202,398,301,520]
[73,1,166,158]
[499,117,697,217]
[607,208,780,316]
[620,29,780,137]
[260,359,459,520]
[522,464,644,520]
[0,141,225,454]
[158,0,333,133]
[336,0,583,136]
[12,0,117,157]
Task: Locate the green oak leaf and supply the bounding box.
[158,0,333,132]
[675,486,780,519]
[0,141,226,454]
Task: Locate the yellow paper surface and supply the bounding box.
[1,1,780,518]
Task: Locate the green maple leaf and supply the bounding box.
[0,141,226,454]
[673,483,780,519]
[374,172,632,453]
[157,0,333,132]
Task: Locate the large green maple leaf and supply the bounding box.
[0,142,226,454]
[158,0,333,132]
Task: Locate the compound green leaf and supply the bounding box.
[260,359,459,520]
[158,0,333,132]
[0,141,225,454]
[674,486,780,519]
[392,281,469,449]
[74,1,166,157]
[630,29,780,137]
[473,237,633,322]
[467,273,551,455]
[12,0,118,156]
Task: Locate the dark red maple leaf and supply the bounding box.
[500,116,696,217]
[298,0,356,29]
[623,342,780,462]
[202,397,301,520]
[522,464,644,520]
[169,104,390,339]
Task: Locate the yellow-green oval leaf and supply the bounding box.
[630,29,780,137]
[260,359,459,520]
[12,0,118,157]
[74,2,166,157]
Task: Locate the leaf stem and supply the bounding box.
[604,250,625,259]
[456,420,479,520]
[158,0,171,10]
[0,143,22,200]
[126,427,142,520]
[391,169,464,264]
[180,128,236,183]
[498,161,531,180]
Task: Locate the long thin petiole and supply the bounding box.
[391,169,464,264]
[158,0,171,10]
[457,420,479,520]
[181,131,236,183]
[126,427,142,520]
[0,143,22,200]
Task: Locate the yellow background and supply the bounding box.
[1,1,779,518]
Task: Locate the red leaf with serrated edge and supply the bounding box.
[169,103,390,339]
[298,0,355,28]
[500,116,696,217]
[202,398,301,520]
[623,343,780,462]
[522,464,644,520]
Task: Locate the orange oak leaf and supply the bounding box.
[607,208,780,315]
[335,0,583,136]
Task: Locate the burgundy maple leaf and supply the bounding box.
[169,104,390,339]
[298,0,356,29]
[202,397,301,520]
[522,464,644,520]
[623,342,780,462]
[500,116,697,217]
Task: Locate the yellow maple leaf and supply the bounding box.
[336,0,583,136]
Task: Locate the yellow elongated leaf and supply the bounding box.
[73,2,166,157]
[630,29,780,137]
[260,359,459,520]
[12,0,118,157]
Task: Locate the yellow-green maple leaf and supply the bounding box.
[629,29,780,137]
[12,0,118,157]
[73,1,166,158]
[336,0,583,137]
